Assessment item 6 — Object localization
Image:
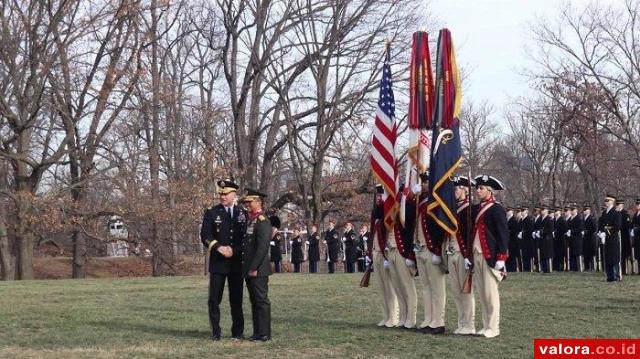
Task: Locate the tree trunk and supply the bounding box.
[0,208,13,280]
[14,201,33,280]
[72,229,86,278]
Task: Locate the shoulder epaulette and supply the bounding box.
[259,214,266,221]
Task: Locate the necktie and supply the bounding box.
[228,207,232,218]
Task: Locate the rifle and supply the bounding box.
[462,169,473,294]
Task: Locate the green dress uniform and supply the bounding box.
[243,211,273,341]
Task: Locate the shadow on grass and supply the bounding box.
[85,319,210,339]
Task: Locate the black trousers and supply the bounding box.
[345,261,355,273]
[357,259,366,272]
[309,261,318,273]
[273,261,281,273]
[208,273,244,337]
[246,276,271,338]
[506,255,518,272]
[328,261,335,273]
[293,263,301,273]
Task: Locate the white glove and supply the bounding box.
[290,241,295,246]
[464,258,472,270]
[411,183,422,194]
[431,254,442,265]
[305,241,310,245]
[598,231,606,244]
[383,260,390,268]
[270,241,275,246]
[630,229,634,237]
[365,256,372,265]
[566,230,571,237]
[405,258,416,268]
[341,238,346,242]
[323,240,327,244]
[534,231,540,239]
[517,232,522,239]
[494,260,505,271]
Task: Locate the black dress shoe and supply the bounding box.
[429,326,445,335]
[418,326,434,334]
[231,335,245,341]
[250,335,271,342]
[210,334,221,341]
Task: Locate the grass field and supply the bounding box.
[0,272,638,358]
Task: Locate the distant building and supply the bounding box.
[107,216,128,257]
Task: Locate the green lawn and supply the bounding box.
[0,272,638,358]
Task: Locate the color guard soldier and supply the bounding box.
[307,224,320,273]
[597,194,623,282]
[269,216,282,273]
[568,203,584,272]
[532,205,542,271]
[409,175,445,334]
[446,176,475,335]
[290,227,304,273]
[633,199,640,274]
[582,204,598,271]
[617,200,632,275]
[387,184,417,330]
[241,189,273,341]
[471,175,509,338]
[552,206,567,271]
[506,206,519,273]
[357,225,369,272]
[200,179,247,341]
[370,185,399,327]
[324,219,340,273]
[343,222,358,273]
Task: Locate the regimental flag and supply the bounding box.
[427,28,463,236]
[402,32,435,224]
[371,44,398,230]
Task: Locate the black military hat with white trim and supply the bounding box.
[452,175,475,187]
[217,178,240,194]
[615,198,625,205]
[636,198,640,205]
[241,188,267,202]
[473,174,505,191]
[604,193,617,201]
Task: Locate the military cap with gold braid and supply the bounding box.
[241,188,268,202]
[217,178,239,194]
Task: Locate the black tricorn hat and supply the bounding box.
[375,184,384,194]
[269,215,281,229]
[217,178,239,194]
[453,175,475,187]
[473,175,505,190]
[241,188,267,202]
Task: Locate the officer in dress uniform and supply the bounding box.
[471,175,509,338]
[506,206,519,273]
[290,227,304,273]
[445,176,475,335]
[200,179,247,341]
[633,199,640,274]
[552,206,567,271]
[370,184,399,327]
[532,205,542,271]
[241,189,273,341]
[343,222,358,273]
[568,203,584,272]
[357,225,369,272]
[410,174,445,334]
[307,224,320,273]
[597,194,623,282]
[582,204,598,271]
[269,216,282,273]
[324,219,340,273]
[617,200,632,275]
[518,206,535,272]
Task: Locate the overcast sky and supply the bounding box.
[428,0,616,129]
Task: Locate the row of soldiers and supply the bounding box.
[269,221,372,274]
[369,174,508,338]
[505,197,640,281]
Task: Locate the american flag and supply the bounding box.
[370,45,398,229]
